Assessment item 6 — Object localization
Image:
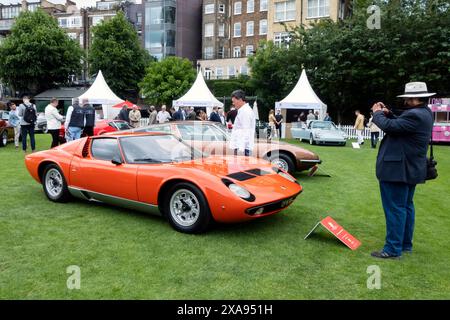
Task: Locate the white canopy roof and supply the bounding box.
[77,70,123,105]
[275,69,327,118]
[173,72,224,109]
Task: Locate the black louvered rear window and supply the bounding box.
[227,172,256,181]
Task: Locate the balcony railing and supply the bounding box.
[0,19,14,31]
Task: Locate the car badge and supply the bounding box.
[281,186,287,190]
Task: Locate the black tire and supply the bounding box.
[309,134,315,145]
[163,182,212,234]
[42,164,71,203]
[269,153,296,175]
[0,130,7,147]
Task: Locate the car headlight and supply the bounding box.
[278,171,297,183]
[229,183,251,199]
[314,133,321,138]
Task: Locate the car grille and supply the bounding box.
[245,192,301,215]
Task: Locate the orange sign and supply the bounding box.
[304,216,361,250]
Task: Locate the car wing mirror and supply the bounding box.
[111,155,123,165]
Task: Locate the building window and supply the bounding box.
[218,23,225,37]
[274,32,291,46]
[233,22,241,37]
[246,21,254,36]
[228,66,236,78]
[1,6,20,19]
[28,4,40,12]
[241,65,248,75]
[204,47,214,59]
[218,46,225,58]
[234,1,242,15]
[205,23,214,37]
[205,4,215,14]
[216,67,224,79]
[58,18,67,28]
[260,0,268,11]
[246,45,254,56]
[259,19,267,35]
[204,69,212,80]
[233,46,241,58]
[218,3,226,13]
[308,0,330,18]
[275,1,296,22]
[67,33,77,40]
[92,16,104,26]
[136,12,142,26]
[247,0,254,13]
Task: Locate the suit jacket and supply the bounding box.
[372,105,433,185]
[209,111,221,123]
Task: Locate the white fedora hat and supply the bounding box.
[397,82,436,98]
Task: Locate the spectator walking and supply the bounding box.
[370,81,434,259]
[7,102,20,149]
[18,96,37,153]
[118,105,130,124]
[268,109,277,139]
[367,111,381,148]
[275,109,284,138]
[354,110,365,145]
[82,99,95,136]
[230,90,255,156]
[65,98,84,141]
[129,105,142,128]
[45,98,64,148]
[148,106,157,125]
[157,105,171,123]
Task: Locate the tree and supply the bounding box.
[89,11,151,101]
[0,9,82,94]
[139,57,196,106]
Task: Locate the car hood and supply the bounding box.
[254,140,319,159]
[312,129,345,137]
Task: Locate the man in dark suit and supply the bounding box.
[370,82,434,259]
[209,106,222,123]
[173,107,185,121]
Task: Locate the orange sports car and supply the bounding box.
[25,132,302,233]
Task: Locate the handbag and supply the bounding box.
[426,133,438,180]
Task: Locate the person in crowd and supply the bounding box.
[275,109,284,138]
[299,111,307,128]
[197,110,207,121]
[218,107,226,126]
[45,98,64,148]
[306,110,315,127]
[18,95,37,153]
[65,98,84,141]
[188,107,197,120]
[82,99,95,137]
[324,112,332,122]
[268,109,277,140]
[226,106,238,125]
[118,105,130,124]
[370,82,434,259]
[129,105,142,128]
[172,107,185,121]
[354,110,365,145]
[367,111,381,148]
[230,90,255,157]
[209,106,221,123]
[148,105,157,125]
[314,110,320,120]
[157,105,171,123]
[7,102,20,149]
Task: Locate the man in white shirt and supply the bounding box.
[156,105,171,123]
[230,90,255,157]
[45,98,64,148]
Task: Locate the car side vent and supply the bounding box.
[82,139,90,158]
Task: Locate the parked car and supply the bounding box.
[35,112,48,133]
[59,119,132,143]
[291,121,347,146]
[24,132,302,233]
[0,110,14,147]
[120,121,322,174]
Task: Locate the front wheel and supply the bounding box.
[269,153,295,175]
[163,183,212,234]
[42,164,71,202]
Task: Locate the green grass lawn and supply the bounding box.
[0,134,449,299]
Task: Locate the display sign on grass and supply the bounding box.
[304,216,361,250]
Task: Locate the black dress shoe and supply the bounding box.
[371,251,401,259]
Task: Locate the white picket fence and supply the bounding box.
[337,125,384,140]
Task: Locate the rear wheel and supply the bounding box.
[269,153,295,175]
[42,164,71,202]
[0,130,7,147]
[164,182,212,234]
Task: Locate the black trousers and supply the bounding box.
[83,126,94,137]
[234,149,251,157]
[371,132,380,148]
[48,129,60,148]
[21,125,35,151]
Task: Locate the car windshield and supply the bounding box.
[120,134,203,164]
[114,121,133,130]
[177,124,227,141]
[311,122,337,130]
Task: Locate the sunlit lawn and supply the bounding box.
[0,134,449,299]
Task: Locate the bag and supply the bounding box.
[426,136,438,180]
[23,104,37,124]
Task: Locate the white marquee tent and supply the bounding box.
[275,69,327,120]
[173,72,223,116]
[77,70,124,119]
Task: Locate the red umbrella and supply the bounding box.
[112,100,140,109]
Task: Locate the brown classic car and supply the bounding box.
[0,110,15,147]
[120,121,321,174]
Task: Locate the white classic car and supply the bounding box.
[291,121,347,146]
